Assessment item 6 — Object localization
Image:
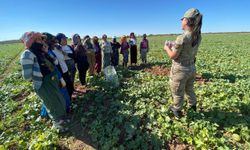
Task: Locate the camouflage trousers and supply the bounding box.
[169,64,197,111]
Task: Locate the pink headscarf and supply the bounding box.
[20,32,43,48]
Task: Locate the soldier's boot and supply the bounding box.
[173,110,182,119]
[190,105,197,112]
[170,106,182,119]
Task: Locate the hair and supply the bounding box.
[121,35,127,43]
[92,36,99,43]
[72,34,81,45]
[187,14,203,47]
[83,35,91,44]
[30,42,55,69]
[130,32,136,39]
[102,34,107,39]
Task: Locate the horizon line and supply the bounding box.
[1,31,250,43]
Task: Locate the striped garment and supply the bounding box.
[20,50,43,90]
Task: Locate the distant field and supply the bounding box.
[0,33,250,149]
[0,43,23,76]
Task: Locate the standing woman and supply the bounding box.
[120,35,130,68]
[129,32,137,66]
[92,36,102,74]
[52,40,74,97]
[56,33,76,87]
[101,34,112,68]
[111,36,121,67]
[140,34,149,64]
[72,34,89,85]
[83,35,96,76]
[41,32,71,115]
[164,8,203,118]
[20,32,68,132]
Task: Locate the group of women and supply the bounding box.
[20,31,150,132]
[20,8,202,132]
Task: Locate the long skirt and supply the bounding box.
[86,51,96,75]
[130,45,137,64]
[62,72,74,97]
[95,52,102,73]
[111,49,119,66]
[35,72,66,121]
[65,59,76,85]
[77,62,89,85]
[103,53,111,69]
[40,87,71,117]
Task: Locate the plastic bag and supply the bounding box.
[104,65,119,87]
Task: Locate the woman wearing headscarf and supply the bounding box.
[51,36,74,98]
[129,32,137,66]
[20,32,68,132]
[56,33,76,87]
[164,8,203,118]
[111,36,121,67]
[40,32,71,117]
[83,35,96,76]
[120,35,130,67]
[72,34,89,85]
[101,34,112,68]
[140,34,149,64]
[92,36,102,74]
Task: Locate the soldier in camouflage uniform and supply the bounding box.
[164,8,203,118]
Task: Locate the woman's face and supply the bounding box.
[42,43,49,53]
[35,37,48,53]
[76,36,81,44]
[102,36,107,41]
[182,18,189,30]
[92,37,98,43]
[35,36,43,44]
[61,37,67,45]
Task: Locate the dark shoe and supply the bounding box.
[190,105,197,112]
[172,110,182,119]
[170,106,182,119]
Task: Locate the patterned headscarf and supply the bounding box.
[20,32,43,48]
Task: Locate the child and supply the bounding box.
[140,34,149,64]
[120,35,129,67]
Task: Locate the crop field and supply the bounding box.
[0,33,250,149]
